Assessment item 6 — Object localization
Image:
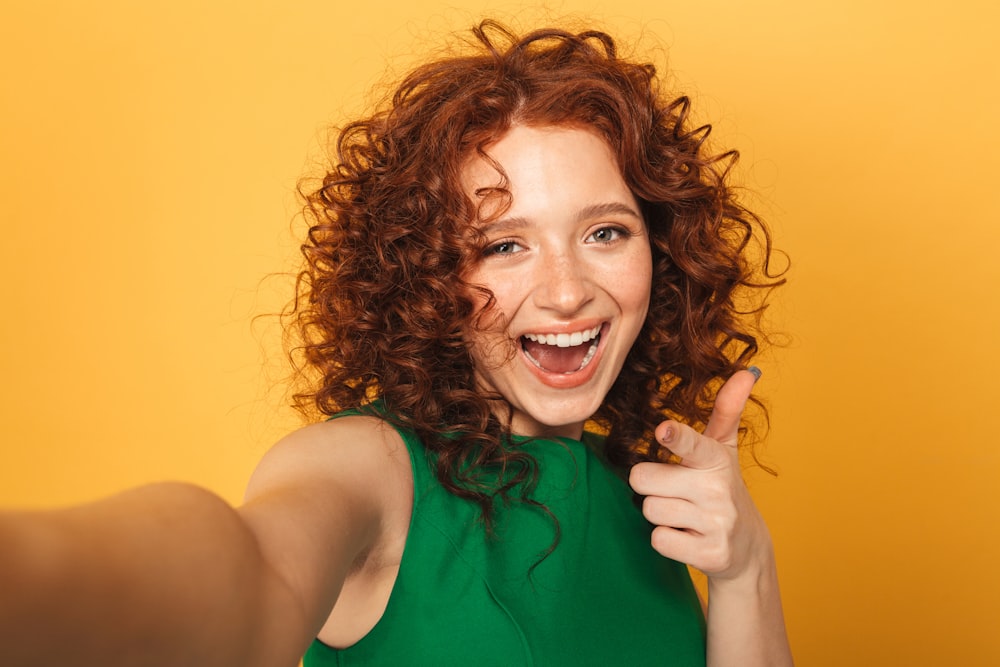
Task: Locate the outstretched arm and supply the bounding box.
[0,416,406,667]
[630,370,793,667]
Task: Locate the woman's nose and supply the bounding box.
[532,251,594,314]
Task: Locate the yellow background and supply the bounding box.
[2,1,998,664]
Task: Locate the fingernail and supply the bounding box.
[748,366,762,382]
[659,425,675,444]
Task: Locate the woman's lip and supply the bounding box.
[519,322,608,389]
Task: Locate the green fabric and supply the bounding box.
[304,419,706,666]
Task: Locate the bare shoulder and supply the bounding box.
[243,414,414,541]
[246,415,411,497]
[238,415,414,645]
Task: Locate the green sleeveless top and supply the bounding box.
[304,419,707,666]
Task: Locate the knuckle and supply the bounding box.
[702,472,737,503]
[709,512,736,541]
[641,495,657,521]
[706,478,730,502]
[650,526,672,554]
[702,542,733,574]
[628,463,643,488]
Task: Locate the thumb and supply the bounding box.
[703,367,761,445]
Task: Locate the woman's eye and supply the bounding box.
[588,226,625,243]
[485,240,522,256]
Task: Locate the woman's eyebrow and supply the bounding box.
[476,217,529,237]
[574,202,642,222]
[478,202,642,235]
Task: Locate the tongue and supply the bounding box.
[523,339,591,373]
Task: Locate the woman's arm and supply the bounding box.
[0,415,408,667]
[629,370,793,667]
[704,541,791,667]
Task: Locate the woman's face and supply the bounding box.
[462,125,653,438]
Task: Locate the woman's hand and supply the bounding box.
[628,369,770,581]
[629,369,794,666]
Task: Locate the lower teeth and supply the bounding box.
[577,340,598,370]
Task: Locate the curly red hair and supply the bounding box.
[291,21,785,522]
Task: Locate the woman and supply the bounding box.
[0,21,791,666]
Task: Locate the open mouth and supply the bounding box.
[521,324,602,374]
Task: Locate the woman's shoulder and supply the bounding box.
[235,414,415,653]
[242,411,415,541]
[252,414,412,492]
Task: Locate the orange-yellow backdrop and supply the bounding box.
[2,1,998,664]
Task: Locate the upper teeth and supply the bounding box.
[523,325,601,348]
